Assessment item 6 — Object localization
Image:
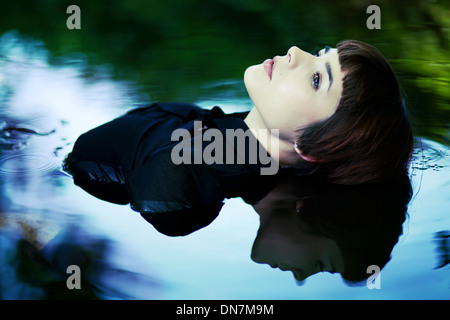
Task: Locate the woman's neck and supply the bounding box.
[244,107,301,167]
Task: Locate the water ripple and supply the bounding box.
[0,153,60,176]
[411,139,449,172]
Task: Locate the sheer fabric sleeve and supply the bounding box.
[126,149,225,236]
[127,148,223,213]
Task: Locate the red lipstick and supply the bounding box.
[264,58,274,80]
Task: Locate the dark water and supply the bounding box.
[0,1,449,299]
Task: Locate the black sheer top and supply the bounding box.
[63,102,278,235]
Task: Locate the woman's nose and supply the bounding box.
[287,46,310,68]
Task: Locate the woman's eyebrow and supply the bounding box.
[326,62,333,91]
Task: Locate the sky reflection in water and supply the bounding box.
[0,32,449,300]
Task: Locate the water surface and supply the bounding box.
[0,7,449,299]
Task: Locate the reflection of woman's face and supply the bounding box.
[244,46,345,140]
[251,192,345,281]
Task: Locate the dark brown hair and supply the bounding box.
[295,173,412,285]
[296,40,413,185]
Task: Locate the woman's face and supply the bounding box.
[251,180,345,282]
[244,46,345,140]
[251,207,345,282]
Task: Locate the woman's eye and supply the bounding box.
[312,72,321,90]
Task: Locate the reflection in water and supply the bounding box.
[0,31,143,212]
[251,174,413,285]
[0,32,158,299]
[434,231,450,270]
[0,31,449,299]
[0,222,160,299]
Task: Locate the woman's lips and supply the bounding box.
[264,58,274,80]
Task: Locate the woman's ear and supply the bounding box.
[294,143,316,162]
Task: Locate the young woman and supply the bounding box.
[63,40,413,231]
[244,40,413,185]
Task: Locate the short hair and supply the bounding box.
[296,40,413,185]
[296,173,412,285]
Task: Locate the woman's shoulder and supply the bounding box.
[128,147,225,212]
[127,102,249,121]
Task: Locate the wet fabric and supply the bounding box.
[63,102,278,235]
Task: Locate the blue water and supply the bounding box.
[0,32,449,300]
